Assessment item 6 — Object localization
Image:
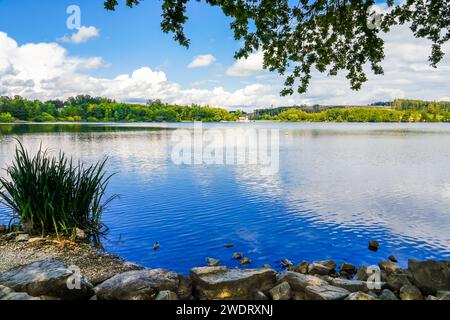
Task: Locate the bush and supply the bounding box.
[0,112,15,123]
[0,141,117,240]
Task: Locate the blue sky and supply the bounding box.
[0,0,449,110]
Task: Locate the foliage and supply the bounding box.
[104,0,449,95]
[0,141,116,239]
[0,112,15,123]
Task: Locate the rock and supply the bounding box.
[254,290,269,300]
[379,260,401,275]
[225,244,234,248]
[269,281,291,300]
[316,275,333,283]
[156,290,179,300]
[331,278,368,292]
[277,271,328,292]
[354,265,368,281]
[75,228,87,240]
[339,263,356,277]
[177,275,192,300]
[379,289,398,300]
[294,261,309,274]
[232,252,243,260]
[367,291,378,298]
[408,259,450,295]
[1,292,40,300]
[90,295,98,300]
[28,237,46,244]
[280,259,293,269]
[0,285,13,299]
[315,260,337,270]
[94,269,179,300]
[206,258,220,267]
[15,233,30,242]
[240,258,252,266]
[0,260,93,300]
[426,295,439,300]
[190,266,276,300]
[0,224,6,234]
[400,284,423,300]
[292,292,306,300]
[436,291,450,300]
[305,285,350,300]
[385,273,412,292]
[345,291,377,300]
[308,262,333,276]
[368,240,380,252]
[262,264,272,269]
[388,255,398,263]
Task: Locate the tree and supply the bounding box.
[104,0,449,95]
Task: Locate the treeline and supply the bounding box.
[391,99,450,111]
[0,95,242,123]
[258,107,450,122]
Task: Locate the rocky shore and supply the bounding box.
[1,227,449,301]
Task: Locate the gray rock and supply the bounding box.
[15,234,30,242]
[1,292,40,300]
[367,291,378,298]
[354,265,368,281]
[305,285,350,300]
[0,285,13,299]
[385,273,412,292]
[436,291,450,300]
[294,261,309,274]
[345,291,377,300]
[379,260,402,275]
[408,259,450,295]
[426,295,439,300]
[339,263,356,276]
[277,271,328,292]
[379,289,398,300]
[331,278,368,292]
[232,252,243,260]
[206,258,220,267]
[94,269,179,300]
[190,266,276,300]
[254,290,269,300]
[400,284,423,300]
[0,260,93,300]
[156,290,179,300]
[308,263,333,276]
[177,275,192,300]
[269,281,291,300]
[368,240,380,252]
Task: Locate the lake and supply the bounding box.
[1,122,450,274]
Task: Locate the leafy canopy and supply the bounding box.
[104,0,449,95]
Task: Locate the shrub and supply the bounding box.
[0,141,117,240]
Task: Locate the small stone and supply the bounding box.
[155,290,179,300]
[254,290,269,300]
[280,259,293,269]
[206,258,220,267]
[225,244,234,248]
[15,234,30,242]
[436,291,450,300]
[388,255,398,263]
[75,228,87,240]
[232,252,243,260]
[269,281,291,300]
[240,257,252,266]
[379,260,402,275]
[28,237,46,244]
[345,291,377,300]
[400,284,423,300]
[379,289,398,300]
[368,240,380,252]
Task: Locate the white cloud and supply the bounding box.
[226,51,264,77]
[187,54,216,68]
[0,24,449,110]
[60,26,100,44]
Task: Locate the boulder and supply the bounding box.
[345,292,377,300]
[269,282,291,300]
[308,263,333,276]
[339,263,356,277]
[277,271,328,292]
[94,269,179,300]
[400,284,423,300]
[426,295,439,300]
[0,260,93,300]
[379,289,398,300]
[190,266,276,300]
[379,261,402,275]
[354,265,368,281]
[177,275,193,300]
[385,273,412,292]
[280,259,294,269]
[206,258,220,267]
[294,261,309,274]
[155,290,179,300]
[368,240,380,252]
[305,285,350,300]
[331,278,368,292]
[436,291,450,300]
[408,260,450,294]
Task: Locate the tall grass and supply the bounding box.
[0,141,117,240]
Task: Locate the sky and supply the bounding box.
[0,0,449,111]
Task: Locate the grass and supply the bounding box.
[0,140,117,240]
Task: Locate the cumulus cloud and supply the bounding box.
[0,24,449,110]
[187,54,216,68]
[60,26,100,44]
[226,51,264,77]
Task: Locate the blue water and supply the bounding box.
[1,122,450,274]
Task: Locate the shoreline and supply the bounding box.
[1,230,449,300]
